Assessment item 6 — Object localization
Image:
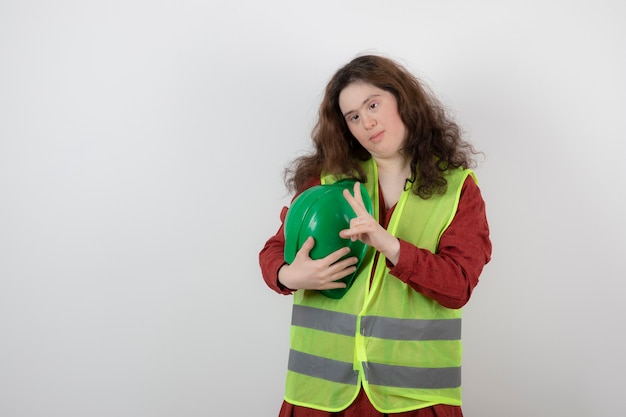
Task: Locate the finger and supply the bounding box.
[297,236,315,258]
[353,181,366,207]
[341,216,373,235]
[331,256,359,271]
[339,227,359,242]
[328,264,357,285]
[323,245,352,265]
[321,281,348,290]
[343,188,369,217]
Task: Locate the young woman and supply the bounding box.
[259,54,492,417]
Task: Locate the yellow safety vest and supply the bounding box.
[285,158,475,413]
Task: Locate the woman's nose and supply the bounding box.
[363,115,377,129]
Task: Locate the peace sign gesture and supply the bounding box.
[339,182,401,265]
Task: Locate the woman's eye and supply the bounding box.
[349,114,360,122]
[369,102,379,110]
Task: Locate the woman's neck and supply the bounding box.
[374,157,412,209]
[374,156,411,180]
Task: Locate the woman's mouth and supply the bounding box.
[370,131,384,142]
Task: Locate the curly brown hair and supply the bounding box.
[285,54,479,199]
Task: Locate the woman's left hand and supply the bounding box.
[340,182,401,265]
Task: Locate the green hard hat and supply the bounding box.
[284,180,374,299]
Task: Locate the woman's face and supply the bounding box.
[338,81,407,162]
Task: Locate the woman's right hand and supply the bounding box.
[278,236,358,291]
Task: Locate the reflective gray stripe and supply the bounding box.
[288,349,359,385]
[363,361,461,389]
[291,305,357,337]
[361,316,461,341]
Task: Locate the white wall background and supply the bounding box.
[1,1,624,416]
